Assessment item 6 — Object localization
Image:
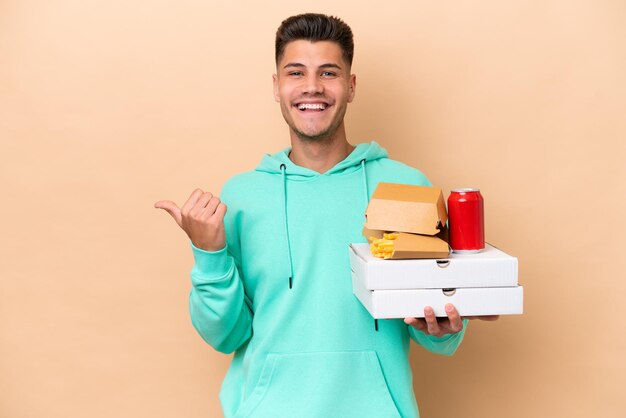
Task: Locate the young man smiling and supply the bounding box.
[273,38,356,173]
[156,13,496,418]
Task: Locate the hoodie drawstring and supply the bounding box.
[280,163,295,289]
[360,159,369,206]
[280,159,370,291]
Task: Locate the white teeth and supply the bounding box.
[298,103,326,110]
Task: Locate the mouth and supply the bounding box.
[294,102,330,112]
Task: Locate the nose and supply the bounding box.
[303,74,323,95]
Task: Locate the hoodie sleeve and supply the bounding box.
[188,181,252,354]
[188,244,252,354]
[408,319,468,356]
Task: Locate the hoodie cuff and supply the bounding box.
[190,242,233,281]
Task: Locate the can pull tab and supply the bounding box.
[436,260,450,268]
[442,288,456,296]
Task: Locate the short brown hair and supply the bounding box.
[275,13,354,67]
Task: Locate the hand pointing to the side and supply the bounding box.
[154,188,227,252]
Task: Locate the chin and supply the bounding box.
[294,129,333,142]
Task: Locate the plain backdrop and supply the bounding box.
[1,1,625,417]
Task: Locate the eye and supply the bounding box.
[288,71,303,77]
[321,71,337,77]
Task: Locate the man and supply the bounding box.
[156,13,496,418]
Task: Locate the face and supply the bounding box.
[273,40,356,142]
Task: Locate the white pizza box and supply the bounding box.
[349,243,518,290]
[351,272,524,319]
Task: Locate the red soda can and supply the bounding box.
[448,188,484,253]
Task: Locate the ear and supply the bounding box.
[272,74,280,102]
[348,74,356,103]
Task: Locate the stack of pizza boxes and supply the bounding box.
[349,183,523,319]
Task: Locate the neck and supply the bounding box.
[288,125,354,173]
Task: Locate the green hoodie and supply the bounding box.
[189,141,467,418]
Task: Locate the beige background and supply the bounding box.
[1,1,625,417]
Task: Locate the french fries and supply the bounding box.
[368,232,399,259]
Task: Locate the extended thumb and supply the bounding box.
[154,200,183,227]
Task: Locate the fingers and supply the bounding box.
[179,189,224,219]
[404,317,428,333]
[181,188,205,216]
[192,192,214,214]
[154,188,225,229]
[445,304,464,333]
[405,305,481,336]
[187,191,226,221]
[154,200,183,227]
[213,201,227,221]
[203,195,220,217]
[423,306,441,336]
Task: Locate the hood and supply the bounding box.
[255,141,388,179]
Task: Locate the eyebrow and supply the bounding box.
[283,62,343,70]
